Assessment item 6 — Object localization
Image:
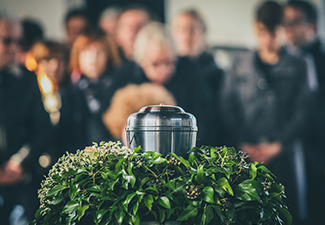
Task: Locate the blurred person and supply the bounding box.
[0,15,52,224]
[66,27,122,150]
[16,18,44,65]
[284,2,325,222]
[64,8,88,48]
[99,6,121,38]
[221,1,308,224]
[284,0,325,92]
[28,40,72,170]
[115,5,153,60]
[115,22,217,146]
[103,83,176,145]
[171,9,223,92]
[171,9,224,141]
[30,40,70,91]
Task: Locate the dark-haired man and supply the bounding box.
[115,5,153,60]
[64,8,88,48]
[0,16,52,224]
[284,0,325,92]
[284,2,325,223]
[221,1,308,223]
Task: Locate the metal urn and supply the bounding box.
[126,104,198,156]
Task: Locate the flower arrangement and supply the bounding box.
[31,141,292,225]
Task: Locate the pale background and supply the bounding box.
[1,0,324,49]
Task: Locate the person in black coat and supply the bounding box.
[0,17,52,224]
[284,2,325,222]
[171,9,223,99]
[221,2,309,224]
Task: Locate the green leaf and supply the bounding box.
[212,205,225,222]
[270,192,284,204]
[115,158,126,172]
[114,209,126,225]
[96,209,109,223]
[62,200,79,214]
[145,186,159,193]
[153,156,165,164]
[201,205,214,225]
[52,194,66,205]
[159,208,166,223]
[77,204,89,221]
[177,205,198,221]
[188,153,196,167]
[133,201,140,215]
[144,194,154,211]
[158,196,171,209]
[202,186,215,203]
[69,183,77,200]
[122,172,136,188]
[47,185,68,197]
[86,185,102,192]
[257,164,276,178]
[278,207,293,225]
[123,193,137,210]
[77,167,87,173]
[141,177,150,187]
[222,166,232,179]
[101,172,108,180]
[107,170,119,180]
[170,153,190,167]
[197,165,205,184]
[215,177,234,196]
[250,163,257,180]
[210,147,218,158]
[234,179,261,201]
[134,146,141,153]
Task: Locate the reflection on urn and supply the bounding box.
[126,104,198,157]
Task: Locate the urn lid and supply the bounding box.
[126,104,197,131]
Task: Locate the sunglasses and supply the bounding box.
[283,17,307,27]
[0,36,19,46]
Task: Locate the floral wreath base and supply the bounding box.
[32,141,292,225]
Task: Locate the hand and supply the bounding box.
[0,160,24,186]
[240,142,282,165]
[257,142,282,164]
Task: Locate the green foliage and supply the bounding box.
[31,142,292,225]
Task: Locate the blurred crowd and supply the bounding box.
[0,0,324,224]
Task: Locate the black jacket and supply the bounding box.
[221,49,308,148]
[0,66,52,173]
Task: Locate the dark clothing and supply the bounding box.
[301,39,325,89]
[0,65,52,223]
[53,68,129,156]
[114,58,217,146]
[221,49,308,223]
[221,49,308,148]
[189,51,224,96]
[291,39,325,224]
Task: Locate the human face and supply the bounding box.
[0,20,21,69]
[283,7,315,47]
[100,16,118,37]
[172,14,205,57]
[139,41,176,85]
[255,22,282,53]
[78,42,107,82]
[66,17,87,45]
[115,10,149,58]
[39,57,66,88]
